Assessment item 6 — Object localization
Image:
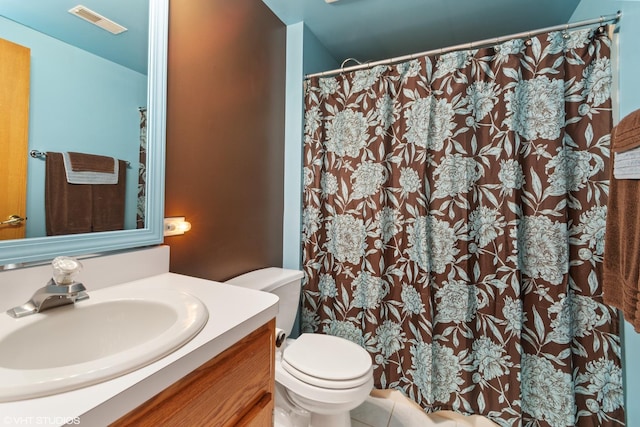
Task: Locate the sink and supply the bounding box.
[0,284,208,402]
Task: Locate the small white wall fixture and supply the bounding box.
[163,217,191,237]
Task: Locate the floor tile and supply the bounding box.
[350,394,394,427]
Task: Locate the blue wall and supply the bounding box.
[302,24,339,77]
[573,2,640,424]
[282,22,304,271]
[282,23,338,271]
[0,17,147,236]
[283,23,338,338]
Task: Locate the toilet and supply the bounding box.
[226,267,374,427]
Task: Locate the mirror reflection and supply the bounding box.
[0,0,149,241]
[0,0,165,268]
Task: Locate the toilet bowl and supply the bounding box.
[226,268,374,427]
[276,334,374,426]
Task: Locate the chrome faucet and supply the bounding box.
[6,256,89,318]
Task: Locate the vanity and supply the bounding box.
[0,247,279,426]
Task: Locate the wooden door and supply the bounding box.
[0,38,30,240]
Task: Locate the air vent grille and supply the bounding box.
[68,5,127,35]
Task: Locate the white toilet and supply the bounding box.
[226,267,374,427]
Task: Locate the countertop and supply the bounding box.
[0,272,279,426]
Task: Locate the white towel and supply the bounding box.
[62,152,119,184]
[616,155,640,165]
[614,171,640,179]
[614,159,640,169]
[614,149,640,179]
[614,169,640,179]
[616,146,640,158]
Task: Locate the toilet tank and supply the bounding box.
[225,267,304,335]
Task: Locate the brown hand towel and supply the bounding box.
[45,153,127,236]
[603,108,640,332]
[63,151,119,184]
[92,159,127,232]
[66,151,116,173]
[611,108,640,153]
[46,152,92,235]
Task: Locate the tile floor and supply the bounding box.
[350,390,499,427]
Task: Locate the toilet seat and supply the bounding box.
[281,360,373,389]
[276,361,374,406]
[282,333,372,389]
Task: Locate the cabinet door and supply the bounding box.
[236,392,273,427]
[112,319,275,427]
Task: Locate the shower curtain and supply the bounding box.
[136,107,147,229]
[301,27,624,427]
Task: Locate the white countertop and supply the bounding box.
[0,272,279,427]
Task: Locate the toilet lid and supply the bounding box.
[282,334,372,386]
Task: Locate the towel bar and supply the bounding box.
[29,150,131,167]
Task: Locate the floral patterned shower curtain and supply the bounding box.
[136,107,147,229]
[301,27,624,426]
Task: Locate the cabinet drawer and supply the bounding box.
[112,319,275,427]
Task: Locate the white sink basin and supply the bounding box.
[0,284,208,402]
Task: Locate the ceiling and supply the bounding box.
[0,0,584,77]
[262,0,583,65]
[0,0,148,75]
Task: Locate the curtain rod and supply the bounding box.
[305,11,621,79]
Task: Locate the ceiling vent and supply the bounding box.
[68,5,127,35]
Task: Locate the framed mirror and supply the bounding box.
[0,0,167,266]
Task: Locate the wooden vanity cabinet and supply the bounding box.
[112,319,275,427]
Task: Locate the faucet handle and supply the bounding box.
[5,256,87,318]
[51,256,83,286]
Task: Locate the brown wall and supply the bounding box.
[165,0,287,281]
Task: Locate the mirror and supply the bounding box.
[0,0,167,266]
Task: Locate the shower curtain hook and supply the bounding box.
[493,37,501,51]
[525,32,533,46]
[340,57,363,69]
